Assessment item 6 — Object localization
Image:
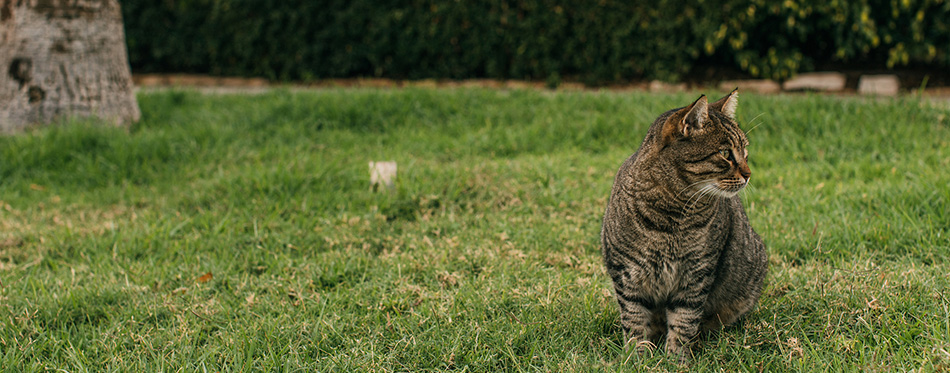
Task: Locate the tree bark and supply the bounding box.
[1,0,139,133]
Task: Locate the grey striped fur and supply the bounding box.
[601,90,767,359]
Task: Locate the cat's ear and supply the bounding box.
[662,95,707,146]
[711,88,738,120]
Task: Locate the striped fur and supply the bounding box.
[601,91,767,359]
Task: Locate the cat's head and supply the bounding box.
[657,89,751,198]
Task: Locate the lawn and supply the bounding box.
[1,88,949,371]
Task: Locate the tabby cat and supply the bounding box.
[600,90,767,359]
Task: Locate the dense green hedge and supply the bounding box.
[121,0,950,83]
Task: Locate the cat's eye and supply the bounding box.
[719,149,733,160]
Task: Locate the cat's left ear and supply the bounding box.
[711,88,738,120]
[661,95,707,146]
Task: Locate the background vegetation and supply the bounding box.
[1,88,949,370]
[122,0,950,83]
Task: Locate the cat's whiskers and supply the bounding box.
[682,183,711,207]
[676,179,717,198]
[681,187,706,213]
[737,182,755,203]
[684,183,717,214]
[744,113,767,135]
[742,182,755,195]
[696,185,721,211]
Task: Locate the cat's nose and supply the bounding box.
[738,163,751,181]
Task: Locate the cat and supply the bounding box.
[600,89,767,360]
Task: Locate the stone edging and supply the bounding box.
[133,73,950,97]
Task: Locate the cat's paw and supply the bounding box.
[627,337,658,352]
[619,339,657,365]
[664,342,696,364]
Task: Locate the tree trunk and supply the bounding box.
[0,0,139,133]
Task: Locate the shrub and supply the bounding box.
[121,0,950,83]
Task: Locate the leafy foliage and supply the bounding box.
[121,0,950,82]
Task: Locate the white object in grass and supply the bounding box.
[369,161,397,191]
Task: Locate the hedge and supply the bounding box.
[121,0,950,84]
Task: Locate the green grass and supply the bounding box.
[1,88,949,371]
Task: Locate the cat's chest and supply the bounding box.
[646,200,731,251]
[635,233,721,300]
[645,229,717,259]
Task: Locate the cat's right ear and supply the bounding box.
[662,95,708,146]
[711,88,738,120]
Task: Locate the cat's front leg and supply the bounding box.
[606,254,664,350]
[664,305,702,359]
[617,300,657,350]
[665,272,712,359]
